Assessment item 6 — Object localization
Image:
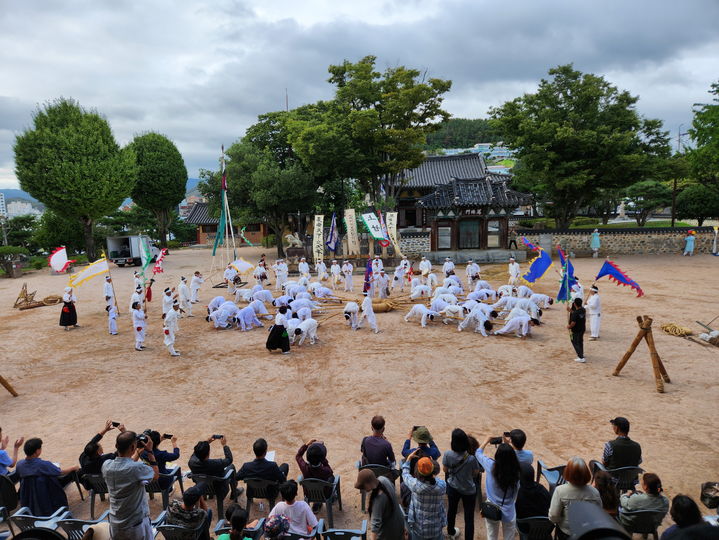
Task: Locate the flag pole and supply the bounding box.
[102,250,120,315]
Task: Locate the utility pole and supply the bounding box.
[285,88,289,112]
[671,124,687,228]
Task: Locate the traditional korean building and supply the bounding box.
[185,202,268,245]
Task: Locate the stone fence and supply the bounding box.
[399,231,431,258]
[521,227,715,257]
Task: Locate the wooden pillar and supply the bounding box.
[431,220,438,251]
[480,216,489,249]
[451,218,459,251]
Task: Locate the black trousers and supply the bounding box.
[446,485,476,539]
[571,331,584,358]
[508,240,518,249]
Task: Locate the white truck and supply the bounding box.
[106,235,160,267]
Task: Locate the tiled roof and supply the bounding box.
[401,153,488,188]
[185,202,218,225]
[417,177,532,210]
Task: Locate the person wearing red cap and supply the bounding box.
[401,448,446,540]
[683,230,696,256]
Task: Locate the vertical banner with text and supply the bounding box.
[312,215,324,262]
[385,212,403,257]
[344,209,360,255]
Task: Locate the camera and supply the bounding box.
[489,436,503,445]
[212,434,224,440]
[163,433,173,440]
[136,434,148,448]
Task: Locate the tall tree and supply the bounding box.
[128,132,188,247]
[490,65,670,228]
[676,184,719,226]
[625,180,672,226]
[687,80,719,188]
[5,215,38,250]
[14,98,136,260]
[425,118,501,149]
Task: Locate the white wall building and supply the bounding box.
[0,193,6,217]
[6,200,42,218]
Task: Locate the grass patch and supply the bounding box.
[572,221,692,229]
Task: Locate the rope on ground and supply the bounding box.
[660,323,693,337]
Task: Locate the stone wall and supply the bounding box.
[399,231,431,258]
[521,227,714,257]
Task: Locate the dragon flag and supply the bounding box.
[521,236,540,252]
[362,257,373,293]
[377,210,391,248]
[325,212,339,252]
[239,226,255,247]
[68,257,109,288]
[556,245,577,303]
[48,247,75,273]
[595,260,644,297]
[520,248,553,285]
[152,248,168,275]
[212,145,228,256]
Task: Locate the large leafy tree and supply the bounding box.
[5,215,38,250]
[128,132,188,247]
[676,184,719,226]
[687,81,719,188]
[625,180,672,226]
[490,65,670,228]
[14,98,136,260]
[425,118,501,150]
[32,210,87,253]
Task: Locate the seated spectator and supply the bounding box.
[237,438,289,501]
[619,473,669,530]
[217,507,250,540]
[188,435,240,502]
[263,514,290,540]
[602,417,642,470]
[549,457,602,539]
[401,449,446,540]
[295,439,333,482]
[504,429,533,465]
[360,415,396,469]
[16,437,80,516]
[149,430,180,489]
[442,428,480,540]
[79,420,123,488]
[166,484,212,540]
[660,495,705,540]
[354,469,405,540]
[268,480,318,538]
[401,426,441,461]
[475,439,520,540]
[0,426,24,480]
[515,462,551,520]
[593,470,619,517]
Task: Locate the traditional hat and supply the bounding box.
[105,275,111,281]
[64,286,72,293]
[136,285,142,291]
[590,286,599,292]
[180,276,187,282]
[164,287,171,293]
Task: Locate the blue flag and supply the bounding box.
[325,212,339,252]
[521,249,553,284]
[556,245,577,303]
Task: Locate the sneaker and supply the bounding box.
[282,351,291,355]
[170,353,180,357]
[135,347,143,351]
[449,527,461,539]
[589,337,598,341]
[575,357,586,363]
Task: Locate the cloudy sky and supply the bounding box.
[1,0,718,189]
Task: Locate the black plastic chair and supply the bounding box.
[0,506,10,540]
[355,464,398,512]
[319,519,367,539]
[593,463,644,492]
[187,469,235,521]
[9,507,72,532]
[516,516,556,540]
[147,466,185,509]
[243,477,280,515]
[156,513,211,540]
[213,517,265,539]
[82,474,109,519]
[618,509,665,540]
[300,476,343,528]
[57,511,110,540]
[536,460,566,495]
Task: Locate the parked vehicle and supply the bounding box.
[106,235,160,267]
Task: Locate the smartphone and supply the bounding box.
[489,436,503,445]
[503,431,511,438]
[212,434,223,440]
[111,422,120,427]
[163,433,173,439]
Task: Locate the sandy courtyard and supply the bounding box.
[1,246,717,536]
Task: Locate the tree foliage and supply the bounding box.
[32,210,87,253]
[490,64,671,228]
[425,118,501,150]
[687,80,719,188]
[676,184,719,226]
[625,180,672,226]
[5,215,38,250]
[128,132,188,247]
[14,98,136,260]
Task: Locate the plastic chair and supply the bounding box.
[593,463,644,492]
[187,469,235,520]
[319,519,367,539]
[299,476,343,528]
[12,528,66,540]
[536,460,566,494]
[57,511,110,540]
[618,509,665,539]
[285,520,321,539]
[82,474,110,519]
[9,507,71,532]
[153,511,168,539]
[156,512,211,540]
[147,466,185,509]
[355,464,398,512]
[243,477,280,515]
[0,474,19,516]
[213,517,265,539]
[0,506,10,540]
[516,516,556,540]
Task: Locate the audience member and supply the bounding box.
[295,439,333,482]
[660,495,705,540]
[593,470,619,517]
[442,428,480,539]
[188,436,240,502]
[166,484,212,540]
[0,427,23,479]
[267,480,318,538]
[148,430,180,489]
[602,417,642,470]
[217,507,250,540]
[16,437,80,516]
[102,431,159,540]
[401,426,441,460]
[548,457,601,539]
[354,469,405,540]
[475,439,521,540]
[504,429,533,466]
[237,438,289,501]
[263,514,290,540]
[618,473,669,530]
[515,462,550,520]
[360,416,396,469]
[79,420,124,488]
[401,449,446,540]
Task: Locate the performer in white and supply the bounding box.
[375,270,390,299]
[131,301,146,351]
[570,281,585,302]
[313,285,339,300]
[178,277,193,317]
[207,295,225,315]
[223,264,238,293]
[515,298,541,320]
[358,293,379,333]
[103,275,114,308]
[371,255,384,274]
[106,304,118,335]
[458,306,494,336]
[298,257,310,278]
[586,285,601,340]
[163,301,181,356]
[442,257,455,277]
[315,259,328,281]
[190,271,204,303]
[516,285,534,298]
[530,293,554,309]
[410,284,432,300]
[133,271,143,290]
[272,259,289,291]
[252,262,269,288]
[330,260,342,290]
[494,313,536,337]
[343,301,360,330]
[129,285,144,314]
[508,257,521,285]
[392,255,410,291]
[249,298,272,319]
[236,304,263,331]
[342,260,354,292]
[439,304,464,325]
[252,289,274,304]
[497,284,517,298]
[292,318,318,346]
[209,301,239,329]
[465,259,481,286]
[161,287,177,317]
[404,304,439,327]
[418,256,432,284]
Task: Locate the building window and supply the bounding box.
[486,220,500,248]
[438,226,452,249]
[203,225,218,233]
[404,209,417,227]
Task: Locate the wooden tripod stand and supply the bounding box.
[613,315,670,393]
[0,375,18,397]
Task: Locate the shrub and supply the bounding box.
[30,256,46,270]
[261,234,276,248]
[517,219,534,228]
[570,217,601,228]
[166,240,181,250]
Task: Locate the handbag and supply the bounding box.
[480,489,506,521]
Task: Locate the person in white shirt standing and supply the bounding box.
[131,301,146,351]
[163,301,181,356]
[177,277,193,317]
[103,275,114,308]
[442,257,455,277]
[330,260,342,290]
[272,259,289,291]
[298,257,310,278]
[315,259,328,282]
[190,271,204,303]
[106,305,118,335]
[133,271,143,291]
[508,257,521,285]
[465,259,480,287]
[375,270,390,299]
[129,285,144,315]
[371,255,383,275]
[418,256,432,284]
[342,260,354,292]
[586,285,601,340]
[358,293,380,333]
[223,264,238,293]
[392,255,410,291]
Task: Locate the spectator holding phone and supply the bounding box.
[503,429,533,466]
[149,431,179,489]
[188,435,240,503]
[0,426,24,479]
[79,420,125,488]
[401,426,441,461]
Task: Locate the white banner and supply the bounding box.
[344,209,360,255]
[361,211,385,240]
[385,212,403,257]
[68,258,109,287]
[313,215,325,262]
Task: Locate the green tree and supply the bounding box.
[625,180,672,226]
[128,132,187,247]
[5,215,38,250]
[490,65,671,228]
[425,118,501,150]
[687,81,719,188]
[98,205,158,237]
[14,98,136,260]
[676,184,719,226]
[32,210,87,253]
[0,246,29,275]
[588,188,624,224]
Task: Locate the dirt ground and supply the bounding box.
[1,246,717,536]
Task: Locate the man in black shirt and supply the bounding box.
[188,436,240,502]
[236,438,289,500]
[78,420,123,488]
[567,297,587,363]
